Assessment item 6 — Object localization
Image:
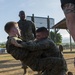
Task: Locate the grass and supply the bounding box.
[0,52,75,75]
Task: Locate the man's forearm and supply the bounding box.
[21,41,50,51]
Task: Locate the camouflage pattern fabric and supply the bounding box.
[18,19,36,74]
[18,20,36,42]
[21,38,67,74]
[6,37,67,75]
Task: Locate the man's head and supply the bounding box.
[68,72,73,75]
[36,27,49,40]
[19,10,25,20]
[4,21,21,37]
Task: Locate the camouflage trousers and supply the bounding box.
[42,69,66,75]
[22,57,66,75]
[36,57,66,75]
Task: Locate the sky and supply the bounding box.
[0,0,73,43]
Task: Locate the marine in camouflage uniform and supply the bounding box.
[18,10,36,74]
[6,36,67,75]
[18,10,36,42]
[21,38,67,75]
[18,19,36,41]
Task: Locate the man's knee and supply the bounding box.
[60,0,75,9]
[62,3,75,14]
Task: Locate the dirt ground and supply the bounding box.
[0,53,75,75]
[0,54,39,75]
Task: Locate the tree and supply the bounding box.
[50,31,62,45]
[0,43,6,48]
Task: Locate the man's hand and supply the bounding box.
[11,38,22,47]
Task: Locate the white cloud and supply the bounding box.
[58,29,69,38]
[58,29,74,43]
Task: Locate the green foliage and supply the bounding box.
[0,43,6,48]
[50,31,62,45]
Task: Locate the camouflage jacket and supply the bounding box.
[18,20,36,41]
[21,38,67,71]
[6,36,29,60]
[21,38,61,58]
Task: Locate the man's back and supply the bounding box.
[24,38,67,72]
[22,38,61,58]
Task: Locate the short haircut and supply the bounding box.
[19,10,25,16]
[36,27,48,33]
[4,21,18,33]
[68,72,73,75]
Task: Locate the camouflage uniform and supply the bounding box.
[6,37,67,75]
[18,19,36,74]
[21,38,67,75]
[6,37,29,60]
[18,19,36,42]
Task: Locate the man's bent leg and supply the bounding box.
[58,70,66,75]
[49,66,66,75]
[61,1,75,41]
[38,57,64,75]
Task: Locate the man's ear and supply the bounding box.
[47,31,49,36]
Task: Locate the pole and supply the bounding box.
[70,34,72,51]
[47,16,50,38]
[31,14,34,22]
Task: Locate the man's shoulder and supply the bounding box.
[6,36,11,44]
[18,20,34,26]
[40,38,55,46]
[17,20,21,23]
[41,38,52,42]
[26,20,31,22]
[26,20,33,24]
[36,38,50,44]
[36,38,54,45]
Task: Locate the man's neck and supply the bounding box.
[9,33,18,38]
[20,18,26,21]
